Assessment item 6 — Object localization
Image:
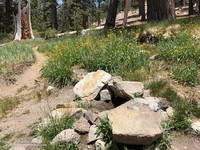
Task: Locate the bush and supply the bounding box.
[0,141,9,150]
[36,115,75,142]
[172,62,198,86]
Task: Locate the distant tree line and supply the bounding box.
[0,0,200,40]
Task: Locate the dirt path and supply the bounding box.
[0,47,48,98]
[0,47,75,143]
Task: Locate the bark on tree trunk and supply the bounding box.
[97,0,101,26]
[51,0,58,29]
[139,0,146,21]
[189,0,194,15]
[104,0,119,29]
[14,0,22,40]
[123,0,130,26]
[147,0,175,21]
[14,0,34,40]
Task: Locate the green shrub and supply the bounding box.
[0,141,9,150]
[0,33,13,44]
[36,115,75,142]
[172,62,198,86]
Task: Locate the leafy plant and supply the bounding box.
[172,62,198,86]
[36,115,75,142]
[0,141,9,150]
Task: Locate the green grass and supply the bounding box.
[0,97,21,118]
[33,115,75,142]
[0,40,39,78]
[0,141,9,150]
[41,31,149,87]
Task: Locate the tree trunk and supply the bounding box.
[147,0,175,21]
[97,0,101,26]
[123,0,130,26]
[14,0,22,40]
[51,0,58,29]
[189,0,194,15]
[5,0,13,33]
[199,0,200,14]
[104,0,119,29]
[139,0,146,21]
[14,0,34,40]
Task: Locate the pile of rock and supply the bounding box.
[33,70,175,150]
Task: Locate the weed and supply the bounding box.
[172,62,198,86]
[0,141,9,150]
[77,102,91,110]
[36,115,75,142]
[0,97,21,118]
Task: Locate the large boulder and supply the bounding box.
[51,129,80,145]
[73,70,112,101]
[108,100,163,145]
[108,81,144,100]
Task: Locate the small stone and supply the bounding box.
[95,140,106,150]
[51,129,80,145]
[191,121,200,132]
[31,136,43,144]
[74,117,90,134]
[100,89,112,101]
[46,86,54,93]
[166,107,174,117]
[88,125,101,143]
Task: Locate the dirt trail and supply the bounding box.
[0,47,75,142]
[0,47,48,98]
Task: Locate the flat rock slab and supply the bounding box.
[73,70,112,101]
[109,81,144,100]
[108,100,163,145]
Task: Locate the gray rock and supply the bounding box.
[11,145,39,150]
[108,100,163,145]
[135,97,163,112]
[73,70,112,101]
[166,107,174,117]
[191,121,200,132]
[84,111,98,124]
[95,140,106,150]
[88,125,101,143]
[31,136,43,144]
[51,129,80,145]
[108,81,144,100]
[100,89,112,101]
[73,117,90,134]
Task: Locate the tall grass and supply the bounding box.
[0,40,37,78]
[41,31,149,87]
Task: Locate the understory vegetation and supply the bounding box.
[0,40,39,79]
[32,115,76,150]
[40,16,200,88]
